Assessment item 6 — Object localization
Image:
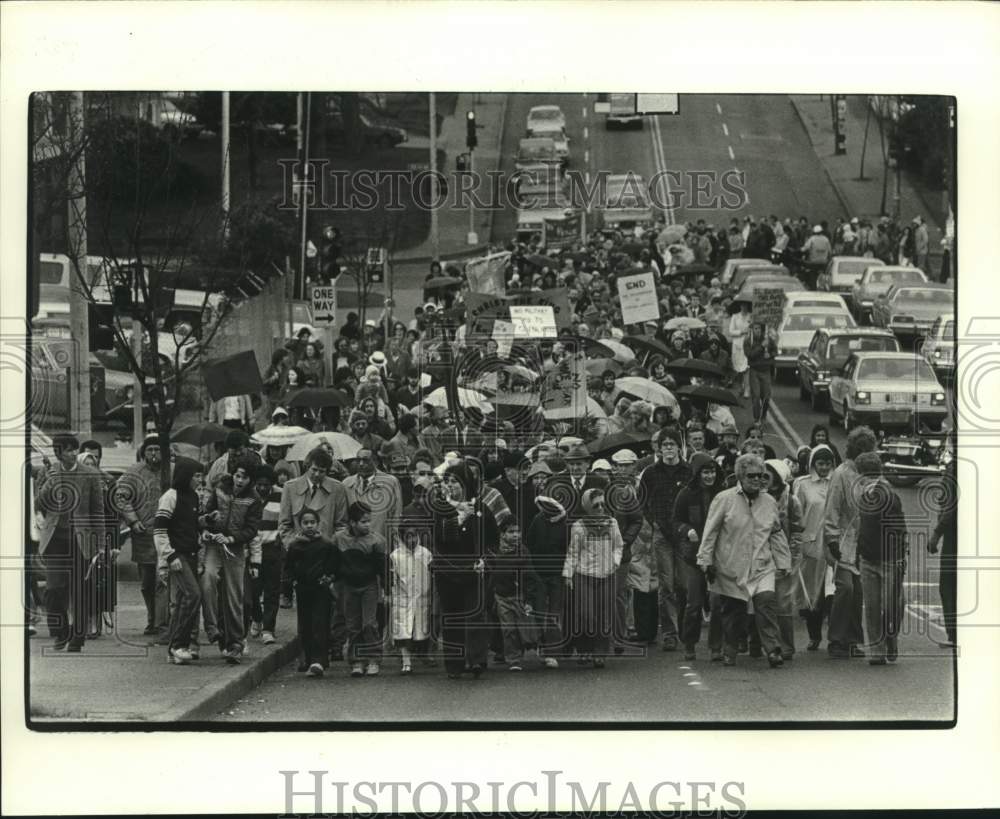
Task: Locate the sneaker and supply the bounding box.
[168,647,193,665]
[143,625,159,636]
[297,661,310,672]
[683,645,696,661]
[307,662,324,677]
[351,663,365,677]
[365,662,380,676]
[66,643,83,653]
[886,637,899,663]
[250,621,263,638]
[279,595,294,609]
[225,648,242,665]
[543,657,559,669]
[188,646,200,660]
[662,637,677,652]
[261,631,276,645]
[766,650,784,668]
[850,645,866,658]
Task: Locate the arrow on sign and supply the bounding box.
[314,313,335,324]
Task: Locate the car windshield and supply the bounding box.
[895,288,954,305]
[531,109,562,122]
[826,336,897,364]
[833,260,874,279]
[790,298,841,308]
[942,320,955,338]
[857,358,937,382]
[784,313,851,332]
[519,141,556,160]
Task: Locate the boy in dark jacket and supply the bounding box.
[333,501,387,677]
[855,452,908,665]
[286,508,340,677]
[525,496,570,666]
[672,452,726,660]
[489,520,543,671]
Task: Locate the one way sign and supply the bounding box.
[312,285,337,326]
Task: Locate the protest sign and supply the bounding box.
[201,349,264,401]
[492,319,515,358]
[465,251,510,297]
[617,271,660,325]
[509,305,557,338]
[752,288,785,329]
[544,214,581,250]
[540,349,587,413]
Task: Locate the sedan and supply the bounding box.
[828,351,948,432]
[730,264,791,293]
[784,290,851,314]
[920,313,955,379]
[818,256,881,303]
[734,277,803,303]
[850,265,927,322]
[526,105,570,164]
[871,282,955,340]
[720,257,769,287]
[775,308,856,373]
[796,327,900,410]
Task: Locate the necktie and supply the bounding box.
[310,482,318,500]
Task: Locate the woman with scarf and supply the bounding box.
[296,342,326,387]
[764,459,805,660]
[809,424,842,466]
[664,331,690,363]
[792,444,836,650]
[562,487,624,668]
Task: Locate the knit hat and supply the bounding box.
[534,495,566,521]
[611,448,638,464]
[765,458,792,484]
[689,451,718,478]
[138,434,160,459]
[855,451,883,477]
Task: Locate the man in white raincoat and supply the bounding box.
[696,453,791,667]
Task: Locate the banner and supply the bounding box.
[465,288,573,338]
[507,287,573,331]
[201,349,264,401]
[617,271,660,326]
[464,251,510,297]
[540,349,587,413]
[752,288,785,329]
[464,292,509,338]
[543,213,581,250]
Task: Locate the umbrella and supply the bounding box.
[560,335,615,359]
[658,224,687,245]
[614,377,680,412]
[676,384,741,407]
[665,358,725,380]
[543,396,607,421]
[171,422,230,447]
[597,339,636,363]
[622,335,671,358]
[523,254,550,269]
[664,316,706,331]
[286,431,362,463]
[424,386,492,410]
[588,431,654,459]
[727,296,754,314]
[424,276,463,291]
[286,387,352,409]
[585,358,623,376]
[251,425,312,447]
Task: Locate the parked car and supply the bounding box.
[326,97,408,149]
[871,282,955,341]
[796,327,900,410]
[783,290,851,314]
[775,307,856,374]
[827,351,948,433]
[920,313,955,379]
[526,105,569,164]
[850,265,928,322]
[817,256,881,304]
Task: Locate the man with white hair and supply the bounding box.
[696,453,791,667]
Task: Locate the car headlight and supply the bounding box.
[816,370,831,380]
[931,392,946,406]
[941,449,954,465]
[855,390,870,405]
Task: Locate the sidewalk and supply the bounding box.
[28,581,300,722]
[789,94,947,272]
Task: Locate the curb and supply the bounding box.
[161,635,301,722]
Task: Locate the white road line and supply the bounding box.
[766,397,805,453]
[582,106,587,119]
[584,149,590,165]
[585,170,591,185]
[722,123,729,137]
[716,103,723,115]
[649,115,676,226]
[727,145,735,160]
[583,126,589,140]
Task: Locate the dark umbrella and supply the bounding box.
[424,276,463,291]
[622,335,671,358]
[588,431,654,459]
[561,335,616,359]
[727,296,753,314]
[676,384,741,407]
[286,387,352,409]
[665,358,726,380]
[170,422,230,447]
[523,254,550,269]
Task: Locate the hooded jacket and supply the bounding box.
[792,445,834,560]
[765,459,804,560]
[672,452,726,565]
[525,499,569,576]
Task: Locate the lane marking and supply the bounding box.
[727,145,735,160]
[584,149,590,165]
[722,123,729,137]
[585,170,591,185]
[765,396,805,454]
[716,102,723,115]
[583,126,589,140]
[649,114,676,226]
[582,106,587,119]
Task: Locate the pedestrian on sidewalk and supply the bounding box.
[153,457,209,665]
[247,465,282,645]
[526,495,570,667]
[696,454,791,668]
[792,445,835,651]
[118,435,171,640]
[286,508,340,677]
[822,425,877,659]
[855,452,908,665]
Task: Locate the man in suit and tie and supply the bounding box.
[35,434,108,652]
[544,443,609,524]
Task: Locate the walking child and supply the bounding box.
[489,520,543,671]
[388,514,433,675]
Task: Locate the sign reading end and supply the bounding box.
[311,285,337,326]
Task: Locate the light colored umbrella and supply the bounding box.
[614,376,680,413]
[543,396,607,421]
[664,316,706,331]
[598,339,636,364]
[286,431,361,462]
[658,224,687,246]
[251,425,312,447]
[424,386,491,410]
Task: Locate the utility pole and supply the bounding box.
[466,110,478,245]
[429,92,440,261]
[221,91,231,239]
[297,92,312,301]
[892,96,902,219]
[66,91,92,436]
[132,318,143,442]
[857,96,872,180]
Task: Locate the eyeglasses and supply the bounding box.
[744,472,767,480]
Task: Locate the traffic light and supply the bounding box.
[466,110,477,150]
[366,247,385,285]
[320,225,341,282]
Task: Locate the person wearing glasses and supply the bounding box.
[696,454,791,668]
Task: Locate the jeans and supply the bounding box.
[494,593,539,659]
[719,591,781,658]
[137,562,169,632]
[828,566,864,650]
[860,558,906,659]
[200,541,246,652]
[632,590,659,642]
[681,564,722,651]
[568,574,614,656]
[343,583,381,663]
[748,367,772,424]
[167,554,202,651]
[43,529,88,648]
[296,583,333,667]
[653,529,684,640]
[436,571,490,674]
[534,572,566,653]
[260,550,282,633]
[329,580,348,657]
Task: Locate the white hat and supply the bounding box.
[765,458,792,484]
[271,406,289,418]
[850,216,860,225]
[369,351,386,366]
[364,319,377,328]
[590,459,613,472]
[812,225,823,234]
[423,302,437,312]
[611,448,638,464]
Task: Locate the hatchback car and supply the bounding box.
[871,282,955,340]
[850,265,927,322]
[526,105,570,163]
[920,313,955,379]
[775,308,856,373]
[796,327,900,410]
[818,256,881,303]
[828,351,948,432]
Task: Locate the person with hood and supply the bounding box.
[764,459,805,659]
[822,425,877,659]
[696,453,791,668]
[673,452,726,661]
[743,321,777,424]
[605,396,632,436]
[526,495,570,667]
[793,444,836,650]
[809,424,842,466]
[563,488,624,668]
[665,330,691,363]
[153,457,209,665]
[699,334,731,373]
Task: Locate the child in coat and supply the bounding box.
[389,520,433,675]
[489,520,543,671]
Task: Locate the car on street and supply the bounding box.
[920,313,955,379]
[325,97,408,150]
[514,137,562,177]
[827,351,948,433]
[526,105,570,164]
[515,184,578,243]
[597,174,655,234]
[871,282,955,341]
[720,257,770,287]
[734,276,803,303]
[850,265,928,322]
[605,93,642,129]
[775,307,856,373]
[817,256,880,304]
[796,326,900,410]
[783,290,851,314]
[729,264,791,293]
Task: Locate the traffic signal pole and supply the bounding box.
[298,92,312,300]
[466,110,478,245]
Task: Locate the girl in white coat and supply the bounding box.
[389,531,433,675]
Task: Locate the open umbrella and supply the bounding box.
[664,316,706,332]
[171,422,230,447]
[423,386,492,411]
[585,358,623,376]
[543,396,607,421]
[597,338,636,363]
[676,384,741,407]
[614,377,679,412]
[286,431,362,463]
[251,425,312,447]
[559,335,615,359]
[424,276,463,291]
[665,358,725,380]
[286,387,352,409]
[658,224,687,246]
[622,335,671,358]
[588,431,654,459]
[727,296,754,314]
